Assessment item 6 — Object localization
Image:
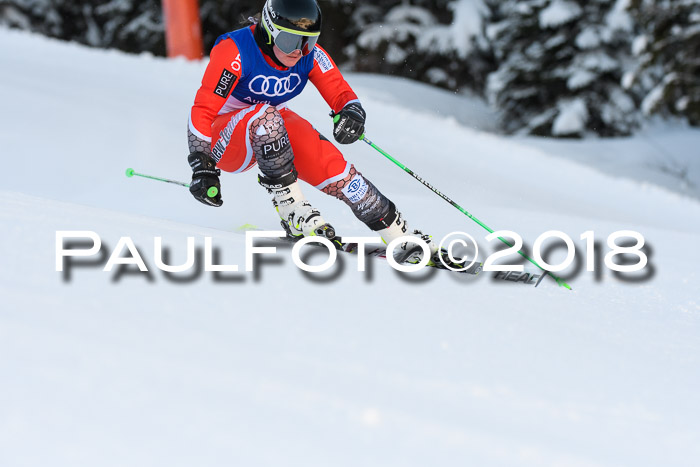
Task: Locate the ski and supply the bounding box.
[237,224,484,276]
[342,239,484,275]
[237,224,554,286]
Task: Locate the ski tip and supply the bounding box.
[237,223,259,232]
[125,168,135,178]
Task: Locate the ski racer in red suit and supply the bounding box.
[187,0,443,264]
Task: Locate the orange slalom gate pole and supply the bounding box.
[162,0,203,60]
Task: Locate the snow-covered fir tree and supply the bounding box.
[626,0,700,126]
[0,0,165,54]
[199,1,257,52]
[345,0,494,94]
[485,0,639,137]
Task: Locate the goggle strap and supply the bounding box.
[261,16,274,45]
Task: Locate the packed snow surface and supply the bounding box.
[1,28,699,467]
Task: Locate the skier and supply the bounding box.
[186,0,447,265]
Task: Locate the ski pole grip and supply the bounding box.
[207,186,219,198]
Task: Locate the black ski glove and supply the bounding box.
[332,102,366,144]
[187,152,222,207]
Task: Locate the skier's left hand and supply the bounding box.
[332,102,366,144]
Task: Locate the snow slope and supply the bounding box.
[1,28,699,467]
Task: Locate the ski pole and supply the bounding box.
[358,135,572,290]
[125,168,218,198]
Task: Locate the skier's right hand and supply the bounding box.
[187,152,223,207]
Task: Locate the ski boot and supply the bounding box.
[376,209,470,270]
[259,170,343,249]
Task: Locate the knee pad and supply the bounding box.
[250,106,294,178]
[322,165,394,227]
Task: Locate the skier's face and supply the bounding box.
[273,45,303,67]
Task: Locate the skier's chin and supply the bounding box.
[281,56,301,67]
[273,46,302,67]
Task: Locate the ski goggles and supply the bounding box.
[262,8,320,55]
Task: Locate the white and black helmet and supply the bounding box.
[261,0,322,55]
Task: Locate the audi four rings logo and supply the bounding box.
[249,74,302,97]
